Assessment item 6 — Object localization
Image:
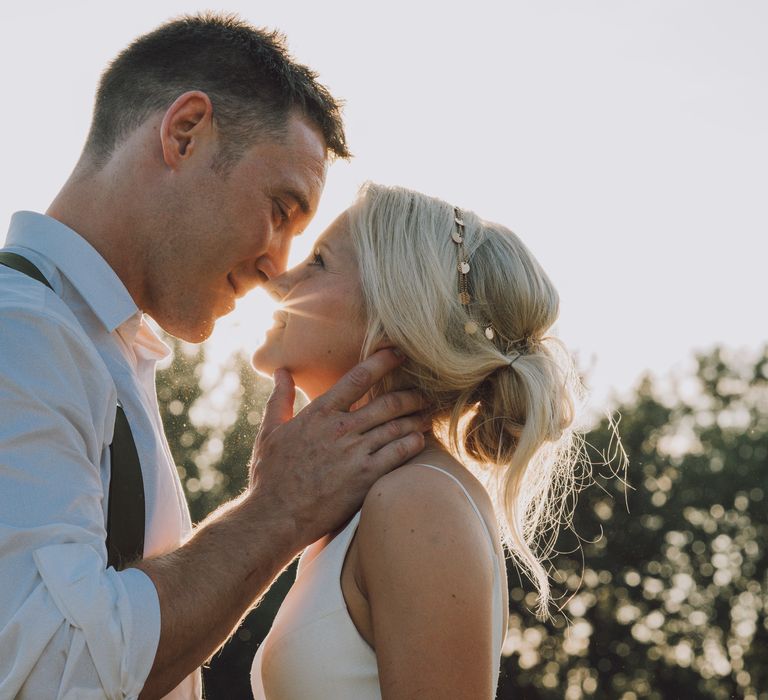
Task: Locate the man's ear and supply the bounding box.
[159,90,215,169]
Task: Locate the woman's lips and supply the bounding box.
[272,310,288,329]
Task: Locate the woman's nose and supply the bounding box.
[263,268,295,303]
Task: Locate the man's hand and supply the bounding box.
[249,348,428,545]
[136,349,427,699]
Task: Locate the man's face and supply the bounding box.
[145,112,328,341]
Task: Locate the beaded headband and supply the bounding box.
[453,206,495,340]
[452,206,529,368]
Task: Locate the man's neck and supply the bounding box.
[47,164,146,309]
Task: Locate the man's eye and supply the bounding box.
[273,201,290,224]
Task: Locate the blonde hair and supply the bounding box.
[348,182,586,618]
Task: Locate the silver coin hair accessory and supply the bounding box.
[452,207,496,339]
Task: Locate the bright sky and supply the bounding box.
[2,1,766,410]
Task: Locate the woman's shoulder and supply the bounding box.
[350,448,505,644]
[356,448,499,569]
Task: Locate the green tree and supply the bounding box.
[498,347,768,700]
[155,338,210,523]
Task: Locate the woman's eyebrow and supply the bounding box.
[315,239,332,254]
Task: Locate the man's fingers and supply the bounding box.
[259,369,296,439]
[317,349,404,412]
[351,390,427,434]
[366,432,426,476]
[361,414,432,454]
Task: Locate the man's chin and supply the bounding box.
[152,314,216,344]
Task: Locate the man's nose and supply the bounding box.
[270,231,293,277]
[253,232,290,286]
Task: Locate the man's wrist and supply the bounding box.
[239,485,306,561]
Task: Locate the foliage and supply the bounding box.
[499,346,768,700]
[155,344,768,700]
[156,338,272,524]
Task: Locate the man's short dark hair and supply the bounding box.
[84,12,349,170]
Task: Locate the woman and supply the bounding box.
[250,183,583,699]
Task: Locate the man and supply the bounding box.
[0,14,425,699]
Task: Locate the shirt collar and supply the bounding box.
[135,316,171,362]
[6,211,140,336]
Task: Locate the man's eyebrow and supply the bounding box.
[285,188,311,215]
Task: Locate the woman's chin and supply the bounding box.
[250,346,276,376]
[249,348,339,401]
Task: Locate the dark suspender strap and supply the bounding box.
[0,252,53,290]
[1,250,145,570]
[107,405,145,569]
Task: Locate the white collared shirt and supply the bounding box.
[0,212,202,699]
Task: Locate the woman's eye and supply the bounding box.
[310,249,324,267]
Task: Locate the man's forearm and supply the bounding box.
[135,491,301,699]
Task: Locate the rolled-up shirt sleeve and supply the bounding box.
[0,298,161,699]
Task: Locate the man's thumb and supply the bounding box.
[260,368,296,438]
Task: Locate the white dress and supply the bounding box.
[250,464,507,699]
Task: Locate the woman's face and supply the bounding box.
[252,212,368,400]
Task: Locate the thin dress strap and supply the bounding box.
[408,463,507,651]
[409,463,498,552]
